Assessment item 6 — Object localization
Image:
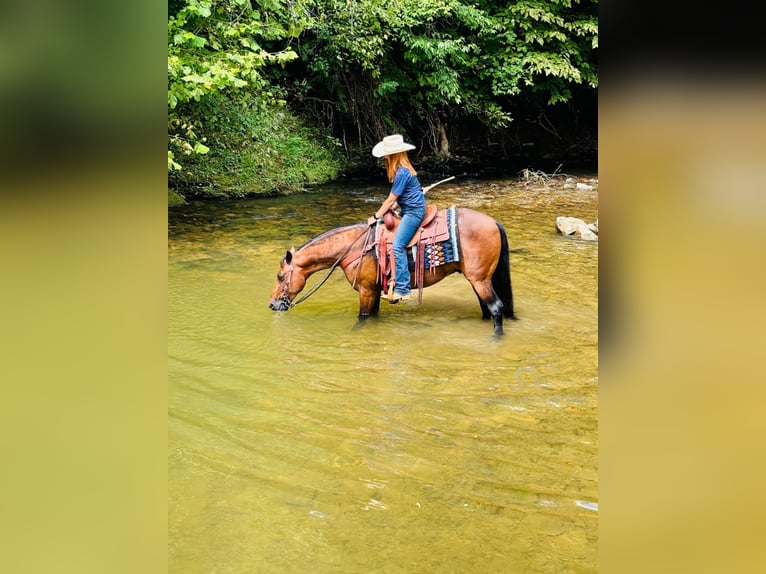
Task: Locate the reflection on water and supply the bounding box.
[169,177,598,573]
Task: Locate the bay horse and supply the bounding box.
[268,206,515,334]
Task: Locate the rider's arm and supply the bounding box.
[368,192,399,225]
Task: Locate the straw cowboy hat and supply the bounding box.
[372,134,416,158]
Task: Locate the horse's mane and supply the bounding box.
[296,223,366,252]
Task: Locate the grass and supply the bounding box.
[169,98,345,200]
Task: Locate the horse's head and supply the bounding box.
[268,249,306,311]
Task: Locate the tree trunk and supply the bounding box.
[438,122,450,160]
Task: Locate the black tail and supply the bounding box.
[493,222,515,318]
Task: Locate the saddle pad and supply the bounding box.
[413,205,460,269]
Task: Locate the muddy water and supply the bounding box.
[168,175,598,573]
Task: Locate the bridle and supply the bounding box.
[278,225,374,308]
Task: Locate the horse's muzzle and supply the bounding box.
[269,299,290,311]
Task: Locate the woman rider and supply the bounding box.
[367,134,426,303]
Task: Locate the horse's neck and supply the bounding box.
[295,226,362,274]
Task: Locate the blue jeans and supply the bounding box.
[392,206,425,295]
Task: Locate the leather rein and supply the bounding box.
[283,225,374,308]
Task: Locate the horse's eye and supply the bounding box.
[277,274,285,282]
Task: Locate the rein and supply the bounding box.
[287,225,374,308]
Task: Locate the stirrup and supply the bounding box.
[384,283,402,303]
[391,292,412,302]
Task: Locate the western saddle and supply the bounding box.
[375,204,453,302]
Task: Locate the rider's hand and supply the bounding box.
[367,215,378,226]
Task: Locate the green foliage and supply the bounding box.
[505,0,598,102]
[168,188,187,206]
[168,0,310,170]
[167,0,597,198]
[294,0,597,148]
[169,95,342,198]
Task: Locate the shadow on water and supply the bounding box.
[169,176,598,573]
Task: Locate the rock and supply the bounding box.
[556,216,598,241]
[578,226,598,241]
[556,216,585,235]
[168,189,186,206]
[576,182,595,191]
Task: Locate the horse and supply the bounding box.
[268,206,515,334]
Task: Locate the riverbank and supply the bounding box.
[168,147,597,206]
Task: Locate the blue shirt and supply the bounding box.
[391,167,425,212]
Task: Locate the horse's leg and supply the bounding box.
[475,294,492,320]
[357,285,381,319]
[468,281,504,334]
[346,255,381,321]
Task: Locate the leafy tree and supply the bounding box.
[167,0,307,170]
[488,0,598,103]
[290,0,597,159]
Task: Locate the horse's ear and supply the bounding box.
[285,250,293,264]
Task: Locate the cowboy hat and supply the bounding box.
[371,134,416,158]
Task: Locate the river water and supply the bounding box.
[168,175,598,573]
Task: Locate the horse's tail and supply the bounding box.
[493,222,515,319]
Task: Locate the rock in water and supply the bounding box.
[556,216,598,241]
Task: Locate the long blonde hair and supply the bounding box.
[385,151,417,182]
